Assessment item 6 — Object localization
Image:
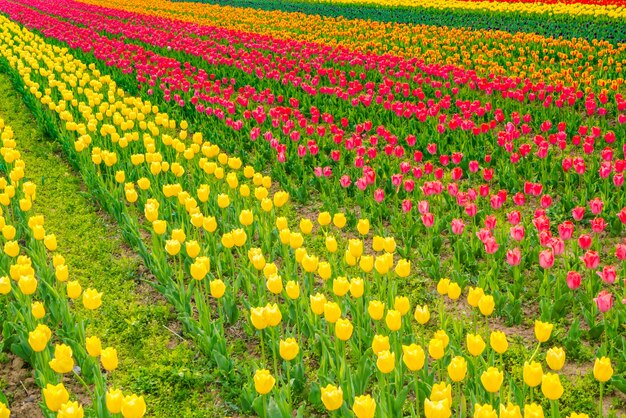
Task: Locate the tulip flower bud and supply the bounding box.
[372,335,390,355]
[317,211,331,226]
[436,278,450,295]
[394,296,410,315]
[447,282,462,300]
[285,281,300,300]
[489,331,508,354]
[0,276,11,295]
[323,302,341,323]
[357,219,370,235]
[414,304,430,324]
[367,300,384,320]
[332,277,350,297]
[82,289,103,310]
[428,338,445,360]
[332,213,346,229]
[86,336,102,357]
[523,361,543,388]
[66,280,82,300]
[478,295,495,316]
[310,293,326,316]
[402,344,425,372]
[210,279,226,299]
[349,278,364,298]
[31,301,45,319]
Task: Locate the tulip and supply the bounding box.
[357,219,370,235]
[317,212,331,226]
[385,309,402,331]
[474,403,497,418]
[414,304,430,324]
[310,294,326,316]
[57,401,84,418]
[436,278,450,295]
[82,288,102,310]
[467,333,486,357]
[524,403,545,418]
[372,335,390,355]
[402,344,425,371]
[489,331,508,354]
[28,324,50,352]
[499,403,522,418]
[447,282,461,300]
[352,394,376,418]
[534,320,553,342]
[395,259,411,277]
[593,357,613,382]
[478,295,495,316]
[368,300,385,320]
[434,330,450,348]
[49,344,74,374]
[210,279,226,298]
[253,369,275,395]
[106,389,124,414]
[546,347,566,371]
[324,301,341,323]
[264,304,282,326]
[31,301,45,319]
[541,373,563,400]
[430,382,452,408]
[594,290,613,313]
[523,362,543,388]
[86,336,102,357]
[285,281,300,299]
[121,395,146,418]
[0,402,9,418]
[325,236,338,253]
[43,383,70,412]
[428,338,444,360]
[377,350,395,374]
[467,287,484,307]
[424,398,451,418]
[0,276,10,295]
[101,347,119,371]
[332,213,346,229]
[321,384,343,411]
[335,318,353,341]
[18,275,37,295]
[567,414,589,418]
[279,338,299,361]
[481,367,504,393]
[447,356,467,382]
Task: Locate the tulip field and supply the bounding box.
[0,0,625,417]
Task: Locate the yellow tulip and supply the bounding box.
[18,275,37,295]
[28,324,51,352]
[428,338,444,360]
[402,343,425,371]
[372,335,390,355]
[323,301,341,323]
[101,347,119,371]
[57,401,84,418]
[310,293,326,316]
[467,287,485,307]
[106,389,124,414]
[447,356,467,382]
[523,361,543,388]
[499,403,522,418]
[299,218,313,234]
[436,278,450,295]
[321,384,343,411]
[534,320,553,343]
[348,239,363,258]
[414,304,430,324]
[0,276,11,295]
[593,357,613,382]
[210,279,225,298]
[285,281,300,300]
[424,398,451,418]
[332,213,346,229]
[250,307,268,330]
[86,336,102,357]
[523,403,545,418]
[467,333,486,357]
[121,395,146,418]
[239,209,253,226]
[31,301,45,319]
[541,373,564,400]
[478,295,495,316]
[279,338,299,361]
[264,303,282,327]
[447,282,462,300]
[376,350,395,374]
[489,331,508,354]
[352,394,376,418]
[546,347,566,371]
[335,318,354,341]
[359,255,374,272]
[49,344,74,374]
[66,280,82,299]
[480,367,504,393]
[317,211,331,226]
[82,288,103,310]
[43,383,70,412]
[385,309,402,331]
[325,236,338,253]
[394,296,410,315]
[332,277,350,297]
[349,278,364,298]
[367,300,385,320]
[356,218,370,235]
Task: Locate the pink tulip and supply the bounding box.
[594,290,613,313]
[572,206,586,221]
[451,219,465,235]
[539,249,554,269]
[506,248,521,266]
[510,225,525,241]
[580,250,600,270]
[421,213,434,228]
[566,271,581,290]
[597,265,617,284]
[578,234,592,250]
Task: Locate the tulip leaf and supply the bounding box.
[212,349,233,373]
[588,324,605,340]
[611,376,626,395]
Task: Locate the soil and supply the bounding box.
[0,354,44,418]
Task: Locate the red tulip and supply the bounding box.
[506,248,521,266]
[594,291,613,313]
[578,234,592,250]
[580,250,600,270]
[597,265,617,285]
[539,249,554,269]
[566,271,581,290]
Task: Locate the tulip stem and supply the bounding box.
[414,371,421,418]
[550,400,560,418]
[599,382,603,418]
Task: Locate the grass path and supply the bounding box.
[0,72,225,417]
